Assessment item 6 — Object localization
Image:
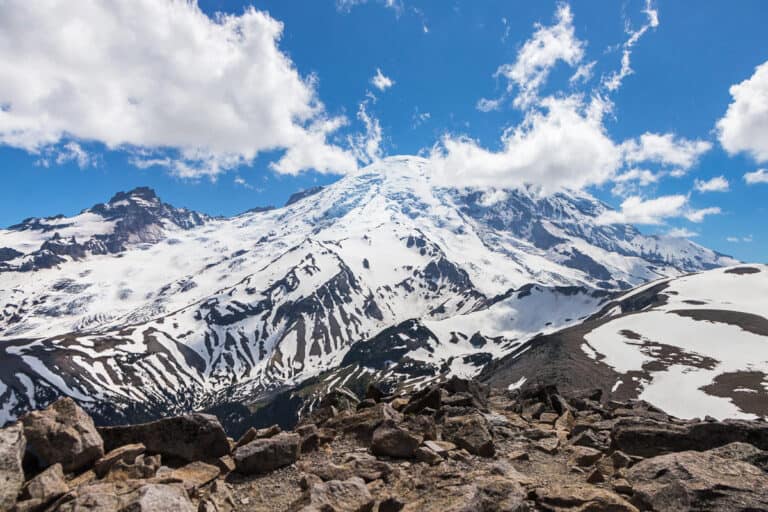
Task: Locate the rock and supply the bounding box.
[423,440,456,457]
[533,484,638,512]
[441,377,490,409]
[404,415,437,441]
[20,462,68,505]
[612,478,633,495]
[124,482,196,511]
[213,455,236,474]
[571,429,608,451]
[403,385,442,415]
[357,399,377,410]
[319,387,360,413]
[554,410,575,432]
[99,414,229,463]
[305,477,374,512]
[365,384,385,403]
[539,413,559,424]
[626,449,768,511]
[371,423,422,458]
[104,453,161,481]
[343,454,393,482]
[324,403,402,442]
[708,441,768,471]
[414,447,442,465]
[610,450,633,470]
[379,496,405,512]
[300,472,323,491]
[569,446,602,467]
[21,398,104,473]
[299,460,355,482]
[234,424,281,448]
[522,402,545,420]
[534,436,560,454]
[442,414,495,457]
[611,418,768,458]
[0,422,26,511]
[233,432,300,475]
[586,466,606,484]
[160,461,220,493]
[94,443,146,477]
[55,482,122,512]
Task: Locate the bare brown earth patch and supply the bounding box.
[700,371,768,417]
[725,266,761,275]
[671,309,768,336]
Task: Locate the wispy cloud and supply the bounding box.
[371,68,395,92]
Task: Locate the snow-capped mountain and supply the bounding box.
[0,156,738,428]
[483,264,768,421]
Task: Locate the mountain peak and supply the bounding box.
[107,186,159,205]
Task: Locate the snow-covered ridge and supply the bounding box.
[0,156,739,427]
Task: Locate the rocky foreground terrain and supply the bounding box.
[2,378,768,511]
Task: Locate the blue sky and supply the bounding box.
[0,0,766,262]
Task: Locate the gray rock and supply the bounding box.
[626,449,768,511]
[371,423,422,458]
[233,432,300,475]
[0,423,26,511]
[442,413,495,457]
[305,477,374,512]
[94,443,146,477]
[99,413,229,463]
[21,398,104,473]
[234,424,281,448]
[20,462,68,505]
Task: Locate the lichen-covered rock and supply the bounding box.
[233,432,300,475]
[0,422,26,511]
[21,398,104,473]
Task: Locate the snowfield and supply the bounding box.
[0,156,744,426]
[583,265,768,419]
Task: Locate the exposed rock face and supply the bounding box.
[233,432,301,475]
[0,422,26,511]
[21,398,104,473]
[98,414,228,462]
[627,448,768,511]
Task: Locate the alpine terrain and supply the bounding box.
[0,156,757,434]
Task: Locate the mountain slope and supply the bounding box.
[481,264,768,420]
[0,156,739,428]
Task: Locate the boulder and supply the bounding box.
[94,443,146,477]
[99,413,229,463]
[371,423,422,458]
[402,385,441,415]
[442,413,495,457]
[707,441,768,471]
[423,440,456,457]
[304,477,374,512]
[235,424,281,448]
[233,432,300,475]
[21,398,104,473]
[161,461,220,493]
[627,448,768,511]
[611,418,768,458]
[533,483,638,512]
[19,462,68,505]
[103,453,161,482]
[0,422,26,511]
[569,446,602,467]
[324,403,402,442]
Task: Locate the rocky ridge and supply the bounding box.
[1,378,768,511]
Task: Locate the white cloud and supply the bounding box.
[603,0,659,91]
[494,4,586,108]
[412,110,431,128]
[570,61,597,84]
[597,195,687,225]
[717,61,768,162]
[621,133,712,173]
[337,0,403,14]
[667,228,699,238]
[348,101,382,164]
[0,1,359,177]
[694,175,729,193]
[430,95,621,192]
[611,168,659,196]
[371,68,395,91]
[478,189,509,207]
[744,168,768,184]
[476,97,503,113]
[685,206,722,223]
[727,235,754,243]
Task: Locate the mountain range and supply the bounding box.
[1,155,761,434]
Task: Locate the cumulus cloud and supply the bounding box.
[694,175,729,193]
[621,133,712,174]
[667,227,699,238]
[371,68,395,91]
[685,206,722,223]
[597,195,687,225]
[603,0,659,91]
[611,168,660,196]
[0,1,359,177]
[744,168,768,184]
[494,4,585,109]
[717,61,768,162]
[430,95,621,192]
